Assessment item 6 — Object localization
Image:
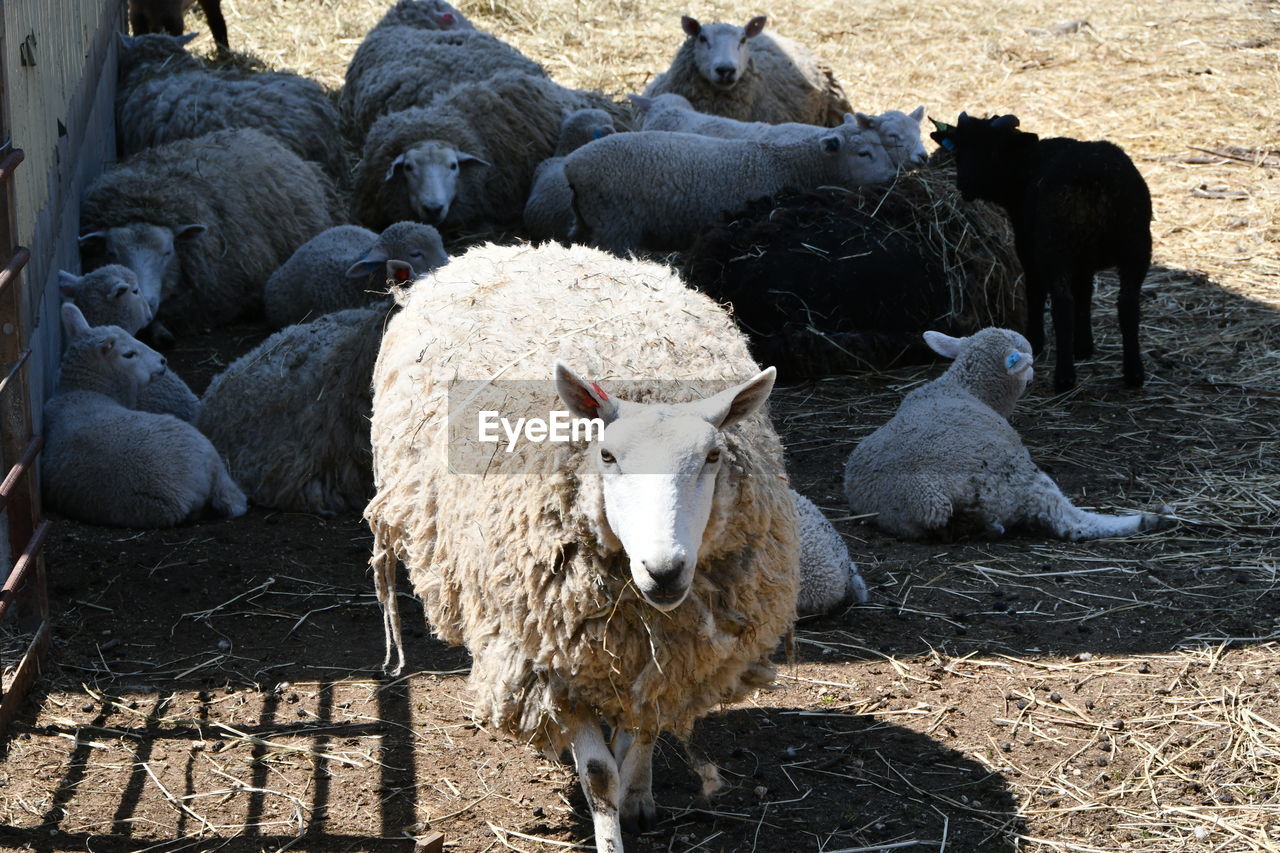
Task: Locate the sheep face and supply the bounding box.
[78,222,208,316]
[61,302,168,392]
[384,142,491,226]
[822,123,897,187]
[856,107,927,168]
[935,113,1036,203]
[925,327,1036,401]
[557,362,776,611]
[681,15,766,90]
[346,222,448,280]
[58,266,153,335]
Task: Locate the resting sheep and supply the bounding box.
[522,108,617,243]
[128,0,228,51]
[793,490,868,614]
[643,15,852,126]
[264,222,446,329]
[365,241,798,852]
[843,327,1171,540]
[341,26,545,133]
[354,71,633,231]
[80,128,343,334]
[58,266,201,422]
[116,34,348,183]
[562,123,895,254]
[199,303,388,516]
[42,304,246,527]
[634,94,927,168]
[931,113,1152,391]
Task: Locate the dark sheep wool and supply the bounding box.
[932,113,1152,391]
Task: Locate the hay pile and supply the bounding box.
[681,153,1024,376]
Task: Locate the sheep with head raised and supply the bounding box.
[128,0,228,51]
[522,108,618,243]
[42,304,246,527]
[562,123,895,254]
[80,128,344,335]
[793,490,868,614]
[930,113,1152,391]
[633,94,927,169]
[354,71,633,232]
[843,327,1172,540]
[264,222,446,329]
[365,241,798,852]
[116,33,349,183]
[643,14,852,127]
[57,266,201,422]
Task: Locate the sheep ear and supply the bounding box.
[384,153,406,182]
[386,259,414,284]
[78,230,106,247]
[346,245,390,278]
[555,361,621,425]
[680,15,701,37]
[117,32,136,50]
[923,330,964,359]
[853,112,876,130]
[696,366,776,430]
[458,152,491,168]
[992,114,1020,130]
[61,302,92,338]
[909,106,925,122]
[57,270,81,297]
[594,127,615,139]
[110,280,132,299]
[820,134,842,153]
[627,94,653,113]
[175,223,206,240]
[432,10,455,27]
[178,32,199,46]
[744,15,767,38]
[1005,350,1032,376]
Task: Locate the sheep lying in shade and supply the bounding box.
[80,128,343,335]
[365,241,798,852]
[116,34,349,183]
[522,108,618,243]
[643,14,852,126]
[58,266,201,422]
[199,301,389,516]
[843,327,1172,540]
[562,123,895,254]
[264,222,446,329]
[793,490,868,614]
[931,113,1153,391]
[42,304,246,527]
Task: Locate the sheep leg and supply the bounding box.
[1023,275,1048,356]
[209,465,248,519]
[570,721,625,853]
[1024,470,1164,541]
[1072,273,1095,359]
[1047,274,1077,392]
[196,0,230,50]
[1116,256,1148,388]
[617,735,657,834]
[129,6,150,36]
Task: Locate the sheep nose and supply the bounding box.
[159,356,168,368]
[419,204,444,223]
[714,64,736,80]
[642,557,686,590]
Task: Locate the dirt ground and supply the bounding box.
[2,1,1279,851]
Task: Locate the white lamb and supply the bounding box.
[634,93,928,168]
[264,222,446,328]
[793,490,869,614]
[843,328,1173,540]
[57,266,201,423]
[562,124,895,254]
[522,108,617,243]
[366,241,799,852]
[643,14,852,126]
[42,303,246,528]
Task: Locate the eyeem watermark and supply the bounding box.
[477,410,604,453]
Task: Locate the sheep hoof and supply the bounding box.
[1122,368,1145,388]
[1053,374,1076,393]
[620,796,658,835]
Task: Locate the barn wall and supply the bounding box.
[1,0,123,420]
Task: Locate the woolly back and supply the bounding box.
[366,242,799,740]
[117,33,201,89]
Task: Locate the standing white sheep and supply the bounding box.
[843,328,1173,540]
[643,14,853,126]
[42,304,246,527]
[365,241,799,852]
[523,108,618,243]
[57,266,201,422]
[264,222,446,329]
[562,123,895,254]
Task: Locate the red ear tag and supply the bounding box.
[590,381,609,401]
[394,267,411,282]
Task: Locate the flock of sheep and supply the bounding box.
[46,2,1173,850]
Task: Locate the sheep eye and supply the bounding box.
[403,162,415,173]
[698,35,707,43]
[123,351,137,359]
[706,448,721,464]
[600,448,616,464]
[449,162,458,171]
[858,150,872,158]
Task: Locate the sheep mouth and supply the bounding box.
[711,76,739,90]
[639,586,690,611]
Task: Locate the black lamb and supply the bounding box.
[931,112,1152,392]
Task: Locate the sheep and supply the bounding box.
[117,32,203,92]
[354,71,633,231]
[562,123,895,254]
[371,0,473,31]
[128,0,228,51]
[793,490,868,615]
[80,128,344,334]
[199,303,388,516]
[264,222,446,329]
[57,266,201,423]
[633,93,927,168]
[522,108,618,243]
[843,327,1172,541]
[365,241,799,851]
[930,113,1152,391]
[116,34,349,183]
[642,14,852,127]
[341,26,545,133]
[42,303,246,527]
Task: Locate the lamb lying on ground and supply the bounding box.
[42,304,246,527]
[793,490,868,614]
[843,327,1172,540]
[58,266,201,422]
[522,108,618,243]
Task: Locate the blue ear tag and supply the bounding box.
[940,137,956,151]
[592,129,604,139]
[1006,352,1022,369]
